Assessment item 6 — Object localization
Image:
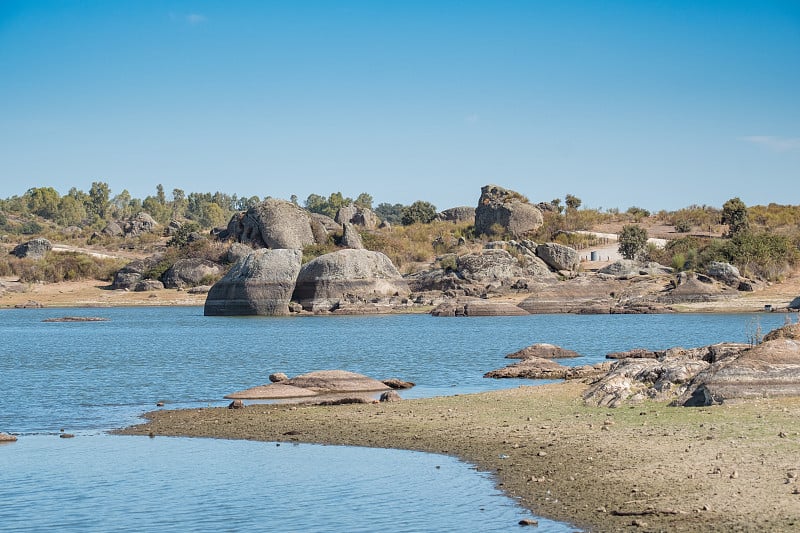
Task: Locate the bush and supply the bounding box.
[618,224,648,260]
[401,201,437,226]
[674,220,692,233]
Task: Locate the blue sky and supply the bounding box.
[1,1,798,212]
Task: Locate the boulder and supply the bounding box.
[690,337,800,404]
[706,261,742,288]
[437,206,476,223]
[225,199,316,249]
[335,205,380,230]
[310,213,341,233]
[101,221,125,237]
[204,249,302,316]
[11,238,52,259]
[123,213,158,237]
[598,260,672,278]
[456,249,554,283]
[379,390,402,402]
[506,343,580,359]
[269,372,289,383]
[341,222,364,249]
[535,243,580,272]
[133,280,164,291]
[605,348,660,360]
[226,242,255,264]
[293,249,410,312]
[381,378,415,389]
[474,184,543,238]
[0,432,17,442]
[161,258,224,289]
[227,399,245,409]
[225,383,320,399]
[284,370,391,393]
[112,257,162,290]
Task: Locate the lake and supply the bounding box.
[0,307,788,531]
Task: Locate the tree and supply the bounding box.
[25,187,60,219]
[87,181,110,220]
[401,201,437,225]
[565,194,582,211]
[55,195,87,226]
[618,224,648,260]
[374,202,404,225]
[156,184,166,205]
[721,197,749,237]
[354,192,373,210]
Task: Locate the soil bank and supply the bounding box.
[118,381,800,532]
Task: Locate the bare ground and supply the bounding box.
[118,381,800,532]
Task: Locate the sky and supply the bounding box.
[0,0,798,212]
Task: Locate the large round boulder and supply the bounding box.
[335,205,380,230]
[225,199,317,249]
[204,249,302,316]
[293,249,410,312]
[11,238,52,259]
[161,258,225,289]
[474,184,543,238]
[535,242,580,272]
[112,257,160,290]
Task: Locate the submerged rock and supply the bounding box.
[506,343,580,359]
[225,370,392,399]
[485,357,612,380]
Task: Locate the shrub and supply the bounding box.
[674,219,692,233]
[618,225,648,260]
[401,201,437,226]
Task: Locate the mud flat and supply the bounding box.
[119,381,800,532]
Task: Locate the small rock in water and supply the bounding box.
[518,518,538,526]
[156,401,165,407]
[59,433,75,439]
[0,432,18,442]
[269,372,289,383]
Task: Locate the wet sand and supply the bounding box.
[118,381,800,532]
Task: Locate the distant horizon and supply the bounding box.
[2,1,798,212]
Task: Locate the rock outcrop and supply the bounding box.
[474,184,543,238]
[431,299,529,317]
[437,206,476,223]
[485,357,612,380]
[225,370,392,399]
[224,199,317,249]
[598,260,672,278]
[161,258,224,289]
[506,343,580,359]
[293,249,410,313]
[11,238,52,259]
[204,249,302,316]
[582,327,800,407]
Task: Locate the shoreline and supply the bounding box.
[2,276,798,314]
[118,381,800,532]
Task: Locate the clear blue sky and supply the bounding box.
[1,1,798,212]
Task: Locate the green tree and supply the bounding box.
[374,202,404,225]
[156,184,166,205]
[55,195,87,226]
[565,194,582,211]
[401,201,437,225]
[25,187,61,219]
[721,197,749,237]
[87,181,111,220]
[354,192,373,210]
[618,224,648,260]
[172,188,187,218]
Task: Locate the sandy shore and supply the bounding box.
[118,381,800,532]
[0,278,207,308]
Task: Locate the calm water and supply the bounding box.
[0,307,788,531]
